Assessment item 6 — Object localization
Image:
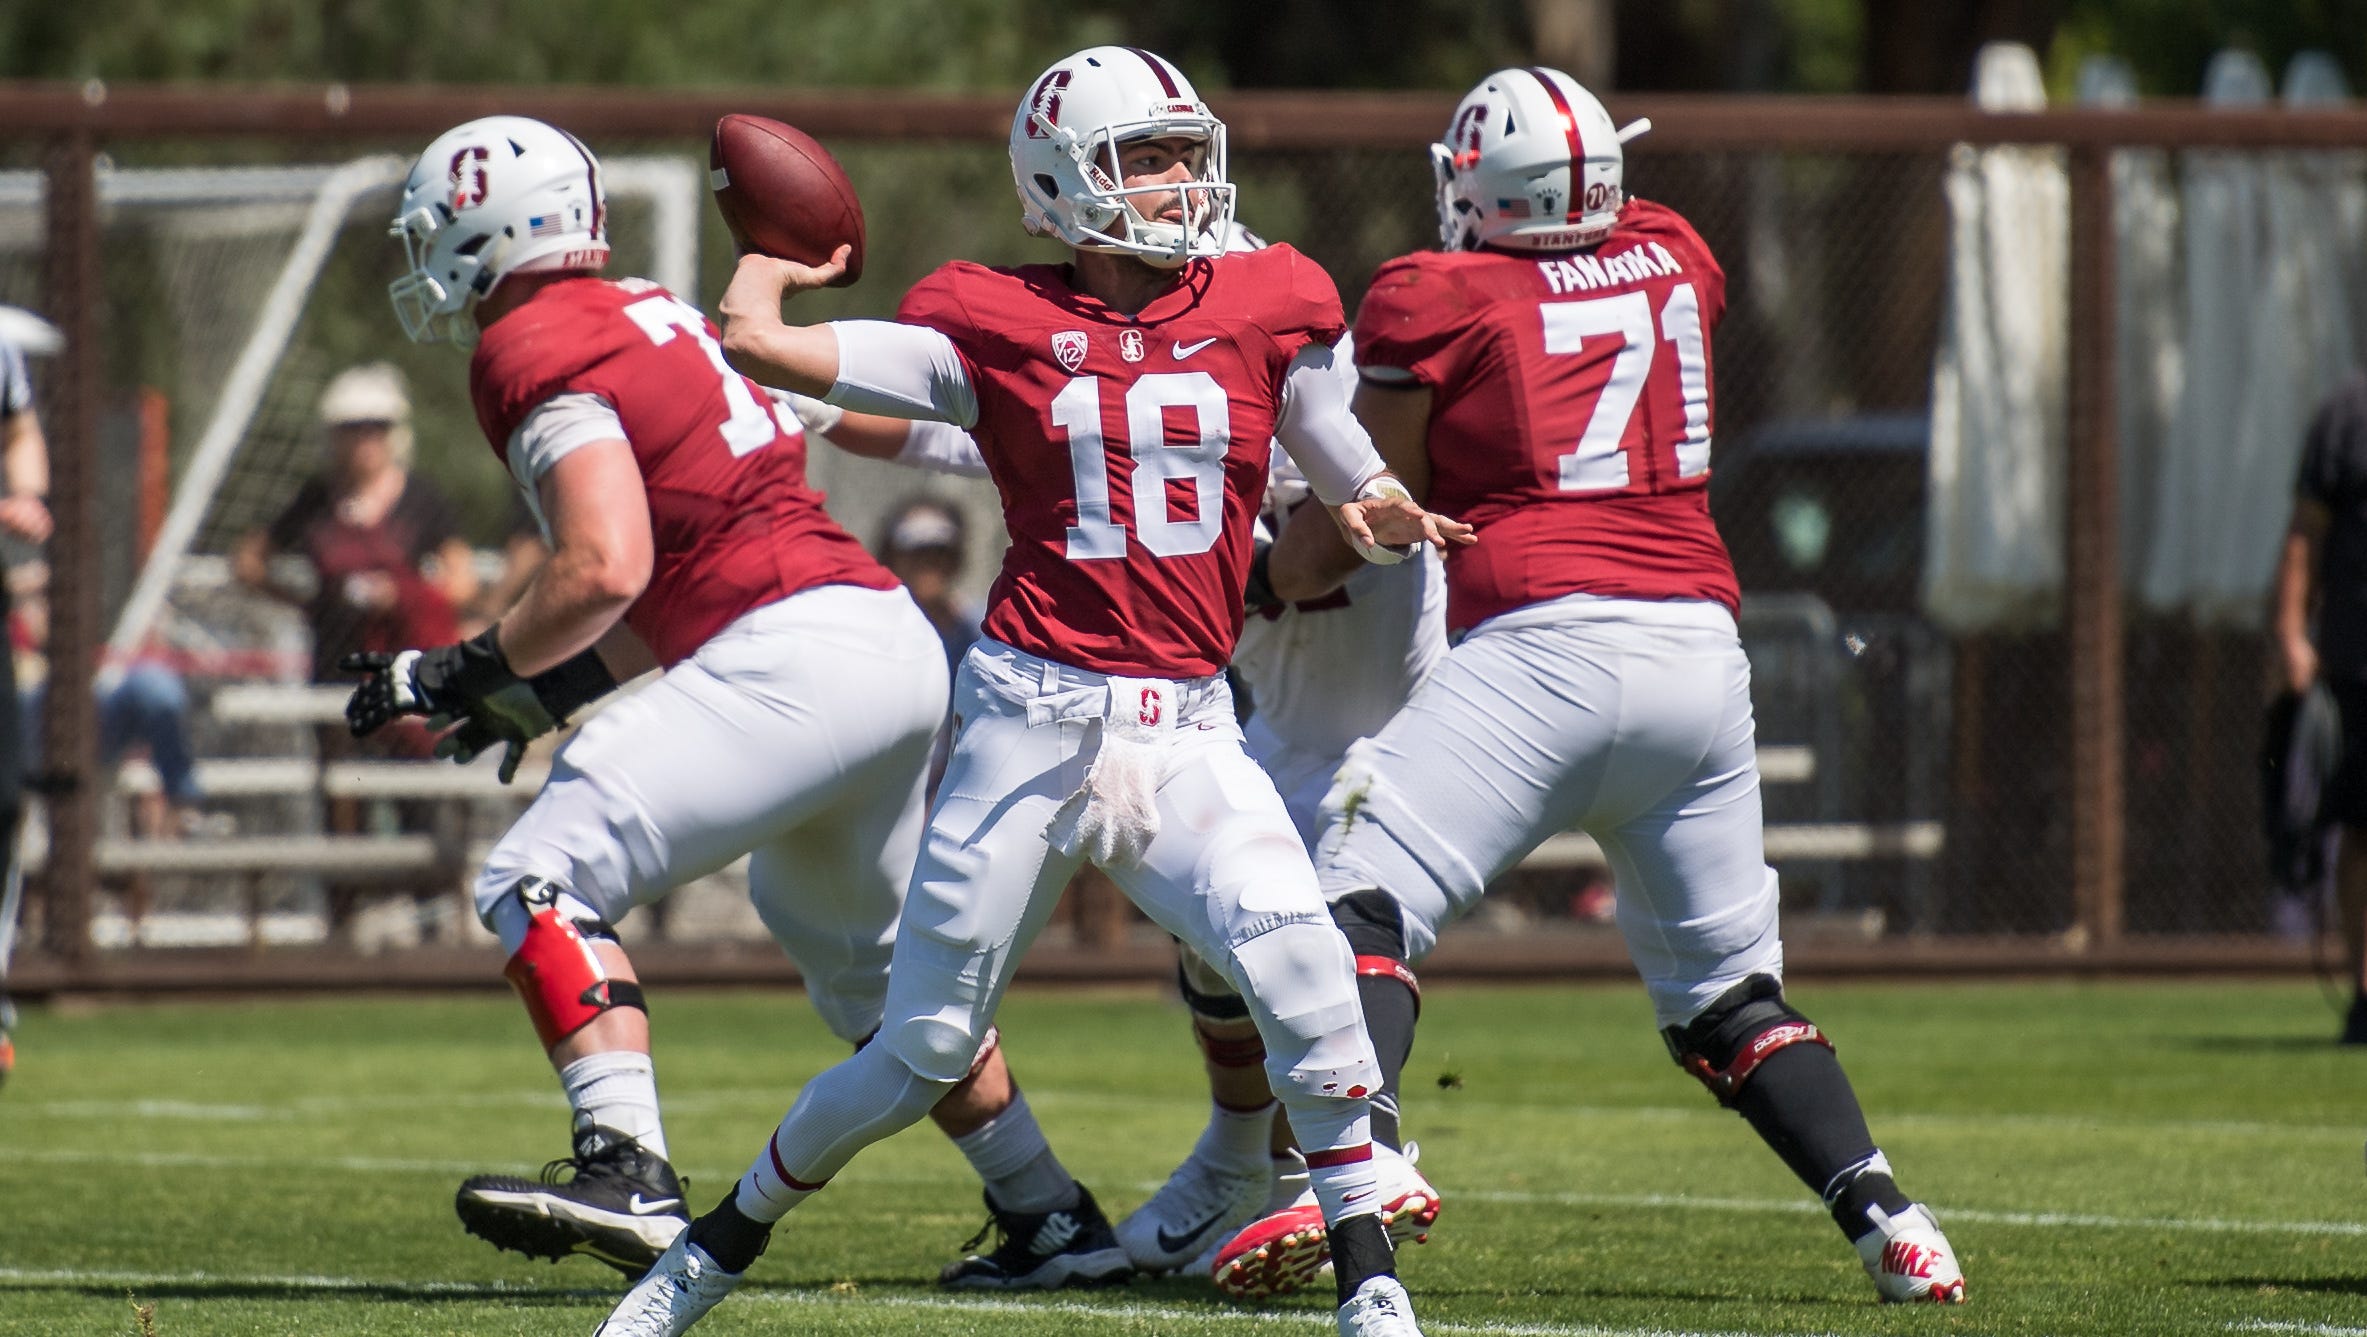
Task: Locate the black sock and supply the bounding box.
[1731,1043,1908,1235]
[2343,991,2367,1044]
[686,1190,772,1274]
[1825,1163,1915,1242]
[1329,1211,1396,1303]
[1355,973,1417,1149]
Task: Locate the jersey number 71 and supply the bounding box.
[1543,282,1711,492]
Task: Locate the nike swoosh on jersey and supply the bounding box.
[626,1194,684,1215]
[1172,337,1219,360]
[1156,1206,1238,1254]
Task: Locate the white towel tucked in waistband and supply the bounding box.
[1047,718,1164,866]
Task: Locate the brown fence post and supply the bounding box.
[2065,144,2123,947]
[38,131,101,965]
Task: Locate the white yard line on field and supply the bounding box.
[2231,1323,2367,1336]
[16,1143,2360,1242]
[0,1265,1823,1337]
[16,1086,2361,1144]
[1461,1188,2367,1238]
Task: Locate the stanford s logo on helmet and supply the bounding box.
[1007,46,1237,269]
[389,116,612,344]
[1431,67,1649,253]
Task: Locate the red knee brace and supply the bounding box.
[503,901,643,1049]
[1355,955,1421,1017]
[1678,1020,1830,1106]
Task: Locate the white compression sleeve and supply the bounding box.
[1273,338,1387,506]
[896,419,989,478]
[823,320,979,428]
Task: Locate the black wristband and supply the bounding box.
[1243,539,1282,613]
[420,624,526,711]
[529,646,620,723]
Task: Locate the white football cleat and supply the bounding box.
[1211,1143,1440,1301]
[1117,1150,1272,1273]
[1337,1274,1424,1336]
[593,1234,742,1336]
[1855,1203,1966,1304]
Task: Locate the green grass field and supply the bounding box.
[1,978,2363,1336]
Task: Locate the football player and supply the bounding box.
[1206,69,1969,1306]
[595,47,1468,1337]
[349,116,1121,1289]
[785,321,1454,1285]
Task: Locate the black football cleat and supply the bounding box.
[938,1182,1133,1290]
[456,1122,688,1279]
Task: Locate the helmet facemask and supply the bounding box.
[1024,111,1236,268]
[388,202,492,345]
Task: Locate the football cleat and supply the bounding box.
[1117,1149,1272,1273]
[455,1122,688,1278]
[939,1182,1133,1290]
[1212,1143,1440,1301]
[1855,1203,1966,1304]
[592,1233,740,1336]
[1337,1274,1425,1336]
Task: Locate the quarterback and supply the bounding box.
[1216,68,1968,1305]
[348,116,1117,1288]
[596,46,1467,1337]
[791,317,1454,1286]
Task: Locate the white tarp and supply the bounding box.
[2139,50,2364,624]
[1923,42,2069,632]
[2079,55,2184,585]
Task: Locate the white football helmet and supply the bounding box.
[388,116,610,343]
[1009,46,1237,268]
[1432,67,1647,253]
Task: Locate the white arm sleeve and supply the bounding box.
[822,320,979,428]
[896,419,991,478]
[1272,338,1387,506]
[767,385,988,478]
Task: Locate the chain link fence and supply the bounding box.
[3,88,2361,988]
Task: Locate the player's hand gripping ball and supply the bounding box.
[710,114,866,286]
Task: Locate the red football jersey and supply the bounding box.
[470,276,897,667]
[898,245,1346,678]
[1354,198,1740,634]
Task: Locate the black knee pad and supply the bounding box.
[1661,974,1831,1108]
[1173,944,1250,1021]
[1328,890,1408,960]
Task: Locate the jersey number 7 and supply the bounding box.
[623,294,778,459]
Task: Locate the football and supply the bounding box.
[710,114,866,286]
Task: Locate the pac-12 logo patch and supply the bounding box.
[1052,330,1089,371]
[1118,329,1145,363]
[448,145,492,209]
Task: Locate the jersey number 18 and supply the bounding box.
[1051,372,1233,560]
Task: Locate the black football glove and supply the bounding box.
[1243,537,1283,616]
[341,628,619,784]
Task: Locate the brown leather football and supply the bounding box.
[710,114,866,286]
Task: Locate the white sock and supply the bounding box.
[1195,1099,1277,1174]
[951,1092,1079,1214]
[735,1129,827,1223]
[560,1051,667,1160]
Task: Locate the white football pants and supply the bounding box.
[475,584,946,1043]
[1315,594,1784,1028]
[852,638,1382,1121]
